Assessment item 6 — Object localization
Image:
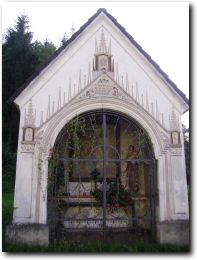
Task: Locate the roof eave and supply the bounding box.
[8,8,189,108]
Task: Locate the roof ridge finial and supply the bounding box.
[97,8,107,13]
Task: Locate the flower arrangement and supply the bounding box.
[90,181,132,210]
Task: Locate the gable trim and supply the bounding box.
[8,8,189,107]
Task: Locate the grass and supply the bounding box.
[2,192,14,225]
[3,239,190,253]
[2,192,190,253]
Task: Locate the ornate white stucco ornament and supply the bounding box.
[93,29,114,79]
[159,131,170,154]
[78,73,128,101]
[21,99,36,153]
[169,107,180,131]
[169,107,182,153]
[170,147,183,156]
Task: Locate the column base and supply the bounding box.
[157,220,190,245]
[5,223,49,246]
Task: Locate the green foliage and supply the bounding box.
[3,239,190,253]
[91,182,131,208]
[2,143,16,192]
[3,14,37,150]
[2,193,14,225]
[2,14,56,192]
[3,14,56,152]
[2,14,36,195]
[64,117,86,158]
[184,138,189,184]
[47,152,60,194]
[2,193,14,251]
[33,39,56,67]
[183,125,189,184]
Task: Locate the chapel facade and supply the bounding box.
[7,8,189,245]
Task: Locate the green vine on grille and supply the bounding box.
[90,181,132,211]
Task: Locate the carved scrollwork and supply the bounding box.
[170,147,183,156]
[78,74,128,101]
[21,143,35,153]
[35,129,44,146]
[159,131,170,153]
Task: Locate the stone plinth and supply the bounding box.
[5,224,49,246]
[157,220,189,245]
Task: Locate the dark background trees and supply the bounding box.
[2,14,57,192]
[183,126,190,186]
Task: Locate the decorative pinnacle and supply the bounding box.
[24,99,35,126]
[170,107,179,131]
[99,29,107,54]
[95,29,111,55]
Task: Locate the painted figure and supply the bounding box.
[125,145,139,194]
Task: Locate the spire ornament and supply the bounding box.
[98,28,107,54]
[93,28,114,78]
[24,99,35,126]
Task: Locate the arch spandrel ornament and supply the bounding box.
[39,98,165,161]
[77,73,129,102]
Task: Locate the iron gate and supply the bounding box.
[48,111,157,241]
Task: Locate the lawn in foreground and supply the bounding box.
[2,193,190,253]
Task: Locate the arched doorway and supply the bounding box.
[48,110,157,241]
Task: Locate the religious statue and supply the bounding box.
[125,144,139,194]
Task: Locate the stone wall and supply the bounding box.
[6,224,49,246]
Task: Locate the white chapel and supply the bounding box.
[7,8,189,245]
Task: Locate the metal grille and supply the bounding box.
[48,111,157,241]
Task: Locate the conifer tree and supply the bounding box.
[2,14,56,191]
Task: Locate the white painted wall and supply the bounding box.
[13,11,189,225]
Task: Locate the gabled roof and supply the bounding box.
[9,8,189,106]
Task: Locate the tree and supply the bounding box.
[3,15,38,103]
[70,25,75,35]
[3,14,38,149]
[61,32,68,46]
[2,14,38,192]
[3,15,57,150]
[2,14,56,192]
[60,25,76,46]
[33,39,56,67]
[183,125,189,185]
